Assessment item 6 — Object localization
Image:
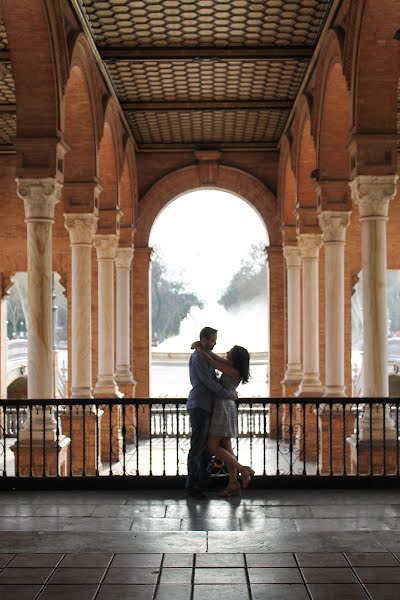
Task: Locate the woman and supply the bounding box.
[192,342,254,496]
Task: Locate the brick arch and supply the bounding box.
[135,164,280,247]
[313,30,351,182]
[278,135,297,227]
[291,95,317,213]
[119,138,137,245]
[2,0,69,175]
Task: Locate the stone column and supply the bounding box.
[64,213,98,398]
[93,234,119,396]
[93,234,121,462]
[62,213,102,475]
[11,179,70,475]
[115,247,135,391]
[297,233,323,396]
[347,176,398,473]
[283,246,302,389]
[318,212,351,397]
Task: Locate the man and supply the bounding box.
[186,326,238,499]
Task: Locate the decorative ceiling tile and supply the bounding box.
[0,63,15,104]
[0,113,16,146]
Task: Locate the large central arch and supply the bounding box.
[132,164,284,404]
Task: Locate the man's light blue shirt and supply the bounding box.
[187,350,235,413]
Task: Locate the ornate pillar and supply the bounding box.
[11,179,70,475]
[93,234,119,396]
[297,233,323,396]
[318,212,351,397]
[283,246,302,390]
[64,213,98,398]
[132,247,153,435]
[115,247,135,392]
[347,177,398,474]
[0,274,11,400]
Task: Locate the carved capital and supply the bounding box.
[115,247,134,270]
[350,175,398,220]
[283,246,301,269]
[0,272,13,299]
[64,213,98,246]
[318,211,351,244]
[93,234,118,261]
[17,178,62,223]
[297,233,322,260]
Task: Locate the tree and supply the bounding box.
[151,249,203,343]
[218,243,267,310]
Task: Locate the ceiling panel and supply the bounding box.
[0,113,16,146]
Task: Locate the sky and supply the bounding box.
[149,189,268,305]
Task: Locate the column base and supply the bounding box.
[318,409,356,475]
[117,382,137,444]
[60,410,103,476]
[347,436,400,475]
[11,436,70,477]
[71,387,93,398]
[93,377,118,396]
[323,385,346,397]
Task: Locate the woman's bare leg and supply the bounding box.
[221,438,238,483]
[208,436,243,472]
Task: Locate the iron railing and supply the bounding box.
[0,398,400,488]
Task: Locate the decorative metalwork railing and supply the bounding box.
[0,398,399,486]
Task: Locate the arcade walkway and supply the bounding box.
[0,489,400,599]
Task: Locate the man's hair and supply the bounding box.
[199,326,218,340]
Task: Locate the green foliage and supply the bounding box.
[218,243,267,310]
[151,250,203,344]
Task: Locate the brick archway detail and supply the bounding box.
[135,164,280,246]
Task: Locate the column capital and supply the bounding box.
[318,211,351,244]
[17,177,62,223]
[93,234,118,260]
[350,175,398,220]
[297,233,322,259]
[283,245,301,269]
[115,247,134,270]
[134,246,155,265]
[64,212,98,246]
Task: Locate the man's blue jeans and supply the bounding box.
[186,407,211,490]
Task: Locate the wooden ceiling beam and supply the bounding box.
[0,50,10,62]
[101,46,314,61]
[137,142,278,152]
[0,104,15,113]
[122,99,292,111]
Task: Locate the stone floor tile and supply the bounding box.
[263,506,313,518]
[162,554,193,567]
[251,583,310,600]
[381,519,400,530]
[293,518,389,532]
[37,585,98,600]
[354,567,400,583]
[8,554,63,568]
[111,554,162,568]
[193,585,249,599]
[59,553,113,568]
[310,505,400,518]
[0,506,37,517]
[295,552,348,567]
[0,518,67,531]
[194,567,247,584]
[240,518,296,532]
[0,585,42,600]
[365,584,400,599]
[345,552,399,567]
[130,518,181,531]
[159,567,192,583]
[301,567,359,583]
[246,553,296,567]
[155,583,191,600]
[62,518,133,532]
[166,504,237,519]
[181,518,241,531]
[307,583,369,600]
[92,505,166,518]
[195,553,245,567]
[47,567,106,585]
[33,506,96,517]
[0,568,53,584]
[104,567,160,585]
[248,568,302,584]
[96,584,155,599]
[0,555,15,568]
[375,532,400,552]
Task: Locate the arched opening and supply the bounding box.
[149,189,269,400]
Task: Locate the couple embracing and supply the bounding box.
[186,326,254,499]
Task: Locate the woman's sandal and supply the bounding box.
[220,481,241,497]
[240,466,255,489]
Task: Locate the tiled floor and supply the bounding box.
[0,489,400,598]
